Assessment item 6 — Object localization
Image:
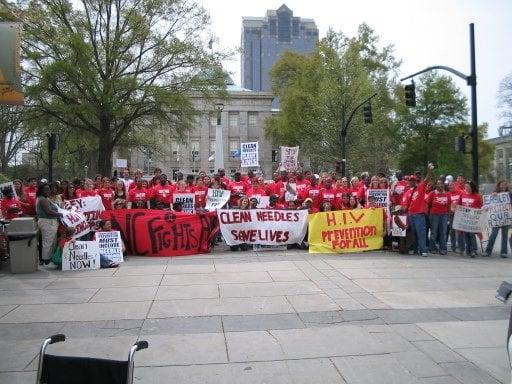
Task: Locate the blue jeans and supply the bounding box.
[459,232,478,254]
[485,226,509,256]
[429,214,448,252]
[409,214,427,254]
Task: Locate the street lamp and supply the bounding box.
[214,103,224,172]
[84,165,88,179]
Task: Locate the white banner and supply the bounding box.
[483,192,512,228]
[173,193,195,213]
[391,215,407,237]
[64,196,105,221]
[96,231,124,263]
[281,146,299,171]
[217,209,308,246]
[59,209,91,239]
[366,189,390,208]
[240,142,259,168]
[0,181,17,199]
[62,241,100,271]
[452,205,488,233]
[205,189,231,210]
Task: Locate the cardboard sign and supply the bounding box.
[240,142,259,168]
[63,196,105,221]
[281,146,299,171]
[173,193,195,213]
[59,209,91,239]
[96,231,124,263]
[205,188,231,210]
[483,192,512,227]
[452,205,488,233]
[218,209,308,246]
[308,209,384,253]
[366,189,390,208]
[391,215,407,237]
[62,241,100,271]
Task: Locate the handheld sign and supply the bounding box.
[62,241,100,271]
[205,189,230,210]
[96,231,124,263]
[173,193,195,213]
[240,142,259,168]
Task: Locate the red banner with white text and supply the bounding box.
[100,209,219,257]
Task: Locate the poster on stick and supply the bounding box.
[240,142,259,168]
[308,208,384,253]
[62,241,100,271]
[96,231,124,263]
[173,193,195,213]
[218,209,308,246]
[280,146,299,171]
[452,205,488,233]
[205,189,230,210]
[483,192,512,228]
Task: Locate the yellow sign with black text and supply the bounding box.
[308,208,384,253]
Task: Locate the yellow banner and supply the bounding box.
[308,208,384,254]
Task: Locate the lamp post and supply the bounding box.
[214,103,224,172]
[84,165,88,179]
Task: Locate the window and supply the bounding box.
[229,113,239,128]
[171,141,180,159]
[497,149,504,159]
[248,112,257,127]
[190,140,200,161]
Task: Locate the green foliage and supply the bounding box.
[265,24,400,175]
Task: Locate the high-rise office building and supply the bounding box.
[241,4,318,93]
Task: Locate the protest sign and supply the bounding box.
[452,205,488,233]
[391,215,407,237]
[218,209,308,246]
[62,241,100,271]
[96,231,124,263]
[115,158,127,168]
[280,146,299,171]
[483,192,512,227]
[284,183,297,202]
[173,193,195,213]
[100,209,219,257]
[205,189,231,210]
[63,196,105,221]
[366,189,390,208]
[0,181,17,199]
[240,142,259,168]
[308,208,384,253]
[253,195,270,209]
[59,209,91,239]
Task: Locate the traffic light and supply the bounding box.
[404,83,416,107]
[363,103,373,124]
[455,135,466,153]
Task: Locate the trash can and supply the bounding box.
[8,217,39,273]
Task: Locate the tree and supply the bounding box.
[498,72,512,125]
[265,24,400,175]
[3,0,227,175]
[0,105,34,173]
[396,72,469,174]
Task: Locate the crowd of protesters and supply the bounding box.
[0,162,509,262]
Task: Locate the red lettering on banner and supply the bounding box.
[220,211,252,224]
[349,211,365,224]
[326,212,337,226]
[255,211,299,222]
[230,229,290,243]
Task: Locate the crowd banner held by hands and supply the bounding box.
[280,146,299,171]
[62,241,100,271]
[452,205,488,233]
[0,181,17,198]
[64,196,105,221]
[205,189,230,210]
[366,189,390,208]
[100,209,219,257]
[308,208,384,253]
[240,142,259,168]
[391,215,407,237]
[96,231,124,263]
[173,193,195,213]
[59,209,91,239]
[218,209,308,246]
[483,192,512,227]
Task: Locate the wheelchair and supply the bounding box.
[36,334,148,384]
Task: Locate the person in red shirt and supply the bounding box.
[1,187,23,219]
[77,179,98,198]
[218,168,231,188]
[337,193,351,210]
[457,180,482,257]
[334,178,350,207]
[319,178,337,208]
[266,194,285,210]
[426,179,450,254]
[228,172,248,208]
[248,177,269,198]
[23,177,38,216]
[128,178,150,209]
[193,177,208,209]
[301,197,319,214]
[151,174,173,208]
[401,163,433,256]
[301,175,321,211]
[391,172,408,207]
[295,172,310,203]
[447,180,462,252]
[454,174,467,192]
[98,178,115,210]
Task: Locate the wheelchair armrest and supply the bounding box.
[135,341,148,351]
[49,334,66,344]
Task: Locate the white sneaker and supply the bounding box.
[43,261,59,269]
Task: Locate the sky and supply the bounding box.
[199,0,512,139]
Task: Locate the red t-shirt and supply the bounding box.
[449,191,461,211]
[228,181,248,206]
[266,203,285,210]
[392,180,408,205]
[77,189,98,198]
[1,197,23,219]
[248,186,269,197]
[459,193,483,209]
[295,180,310,198]
[152,184,173,205]
[426,191,450,214]
[402,181,427,214]
[128,188,150,206]
[23,186,37,215]
[98,188,114,210]
[319,187,337,206]
[302,186,321,209]
[194,185,208,208]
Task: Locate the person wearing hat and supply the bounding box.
[401,163,434,257]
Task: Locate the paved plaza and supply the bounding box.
[0,248,511,383]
